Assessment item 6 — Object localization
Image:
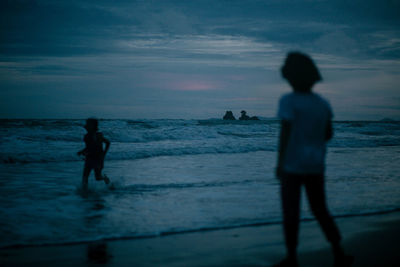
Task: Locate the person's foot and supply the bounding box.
[272,257,298,267]
[334,254,354,267]
[103,175,110,185]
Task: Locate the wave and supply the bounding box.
[1,119,399,165]
[126,120,159,129]
[0,119,84,128]
[0,144,275,164]
[2,207,400,249]
[118,180,258,193]
[197,119,276,126]
[218,131,269,138]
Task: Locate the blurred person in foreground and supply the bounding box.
[274,52,353,267]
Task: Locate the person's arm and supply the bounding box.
[102,136,110,156]
[77,148,87,156]
[77,136,88,156]
[325,119,333,141]
[276,120,291,179]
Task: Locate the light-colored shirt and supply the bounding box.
[278,92,333,174]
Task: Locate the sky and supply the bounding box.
[0,0,399,120]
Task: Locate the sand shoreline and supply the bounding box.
[1,211,400,266]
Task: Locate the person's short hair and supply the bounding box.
[85,117,98,131]
[281,52,322,91]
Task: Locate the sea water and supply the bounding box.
[0,119,399,248]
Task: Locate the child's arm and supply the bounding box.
[276,120,291,179]
[102,136,110,156]
[77,148,87,156]
[78,135,88,156]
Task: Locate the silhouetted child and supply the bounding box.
[78,118,110,189]
[274,52,353,267]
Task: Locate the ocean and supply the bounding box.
[0,119,399,248]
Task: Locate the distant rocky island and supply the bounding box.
[223,110,259,121]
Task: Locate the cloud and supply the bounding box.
[168,81,221,91]
[313,30,360,55]
[115,34,282,70]
[366,31,400,58]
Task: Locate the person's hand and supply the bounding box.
[77,150,87,157]
[275,166,283,181]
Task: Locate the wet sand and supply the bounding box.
[1,211,399,266]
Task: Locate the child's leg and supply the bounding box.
[94,168,110,184]
[280,174,302,261]
[304,175,341,246]
[82,165,91,189]
[273,174,302,267]
[304,175,353,266]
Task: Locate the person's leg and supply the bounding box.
[94,167,110,184]
[280,174,302,263]
[82,164,91,190]
[304,175,341,245]
[304,175,353,266]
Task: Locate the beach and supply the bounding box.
[2,0,400,265]
[1,119,399,266]
[1,211,399,266]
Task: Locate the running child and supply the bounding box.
[78,118,110,189]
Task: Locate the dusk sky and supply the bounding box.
[1,0,399,120]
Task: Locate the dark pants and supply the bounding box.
[280,173,341,255]
[83,158,104,186]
